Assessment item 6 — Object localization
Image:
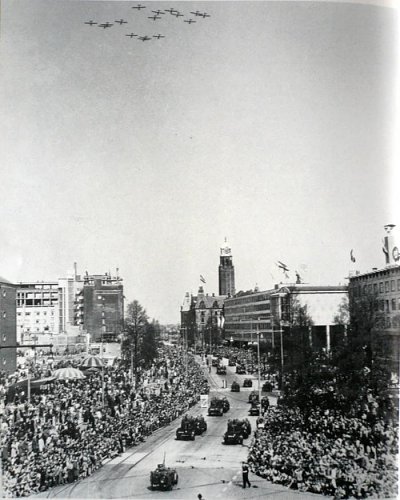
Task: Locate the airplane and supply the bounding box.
[184,19,196,24]
[98,22,113,29]
[84,20,97,26]
[153,34,165,39]
[148,15,161,21]
[190,11,201,16]
[138,35,151,41]
[173,11,184,17]
[164,8,177,14]
[132,4,146,9]
[200,12,210,18]
[125,33,138,38]
[276,261,290,272]
[115,19,128,25]
[152,10,165,15]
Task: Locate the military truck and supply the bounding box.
[150,462,178,491]
[231,381,240,392]
[223,418,252,444]
[243,378,253,387]
[194,415,207,435]
[249,402,260,416]
[216,365,226,375]
[221,396,230,413]
[236,365,246,374]
[176,415,196,440]
[248,391,259,404]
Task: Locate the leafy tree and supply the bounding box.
[122,300,148,386]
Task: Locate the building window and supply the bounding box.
[385,281,390,292]
[373,283,378,294]
[379,282,384,293]
[398,279,400,291]
[391,299,396,311]
[2,290,5,297]
[386,317,391,328]
[391,280,395,292]
[2,335,6,342]
[385,300,390,312]
[2,312,5,319]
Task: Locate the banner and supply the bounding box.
[200,394,209,408]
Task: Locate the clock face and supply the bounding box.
[393,246,400,262]
[222,246,231,255]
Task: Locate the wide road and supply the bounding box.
[35,358,320,500]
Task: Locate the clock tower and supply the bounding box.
[219,238,235,296]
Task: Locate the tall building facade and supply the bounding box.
[219,239,235,297]
[0,276,17,373]
[75,272,124,343]
[224,284,347,351]
[348,224,400,370]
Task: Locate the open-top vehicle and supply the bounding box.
[150,459,178,491]
[243,378,253,387]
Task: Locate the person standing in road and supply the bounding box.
[242,461,251,488]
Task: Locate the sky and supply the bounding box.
[0,0,398,324]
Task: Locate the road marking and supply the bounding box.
[122,452,147,464]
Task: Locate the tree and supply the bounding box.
[123,300,148,388]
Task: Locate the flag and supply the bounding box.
[350,249,356,263]
[200,275,206,283]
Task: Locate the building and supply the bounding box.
[75,272,124,343]
[181,286,226,348]
[348,224,400,370]
[224,284,348,351]
[0,276,17,373]
[219,239,235,297]
[16,281,59,345]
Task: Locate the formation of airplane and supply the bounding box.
[83,6,211,43]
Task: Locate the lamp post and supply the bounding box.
[256,322,262,405]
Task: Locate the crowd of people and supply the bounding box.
[248,397,398,498]
[0,347,209,497]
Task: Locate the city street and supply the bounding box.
[34,360,320,500]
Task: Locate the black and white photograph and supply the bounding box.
[0,0,398,498]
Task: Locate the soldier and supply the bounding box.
[242,461,251,488]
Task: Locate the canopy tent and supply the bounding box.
[80,356,104,369]
[52,367,85,380]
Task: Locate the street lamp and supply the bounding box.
[256,322,262,405]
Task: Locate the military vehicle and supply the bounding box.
[211,358,219,367]
[249,402,260,416]
[261,396,270,412]
[262,381,273,392]
[243,378,253,387]
[236,365,246,374]
[176,415,196,440]
[207,396,229,416]
[150,457,178,491]
[228,358,236,366]
[248,391,259,404]
[231,381,240,392]
[216,365,226,375]
[194,415,207,435]
[223,418,252,444]
[221,396,230,412]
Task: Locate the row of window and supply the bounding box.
[353,279,400,297]
[17,311,54,316]
[226,293,272,307]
